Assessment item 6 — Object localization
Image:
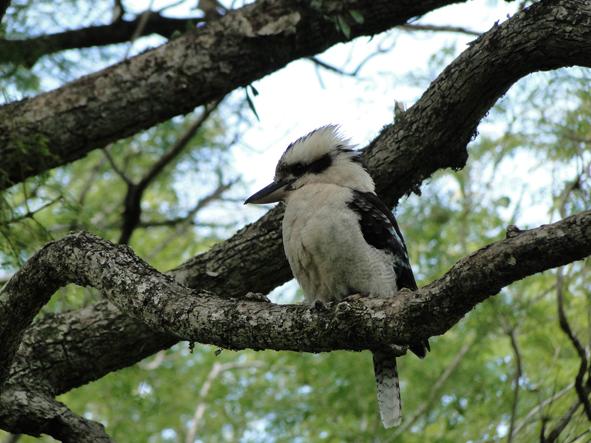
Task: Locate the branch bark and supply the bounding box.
[0,12,201,67]
[2,211,590,392]
[5,0,591,402]
[0,0,464,190]
[0,389,112,442]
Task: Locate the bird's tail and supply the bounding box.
[373,350,402,428]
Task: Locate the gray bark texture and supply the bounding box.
[2,0,591,440]
[0,0,462,190]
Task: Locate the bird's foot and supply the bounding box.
[344,292,368,302]
[398,287,414,296]
[243,292,271,303]
[312,300,330,311]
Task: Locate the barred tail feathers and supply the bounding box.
[373,350,402,428]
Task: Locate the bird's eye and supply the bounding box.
[290,163,307,177]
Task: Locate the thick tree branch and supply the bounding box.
[0,389,112,442]
[0,0,464,190]
[5,0,591,400]
[365,0,591,207]
[2,211,590,392]
[0,12,201,66]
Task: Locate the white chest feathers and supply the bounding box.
[282,183,398,303]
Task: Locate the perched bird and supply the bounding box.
[245,125,428,428]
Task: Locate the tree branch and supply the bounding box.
[0,12,201,66]
[543,399,584,443]
[0,0,465,190]
[185,361,262,443]
[507,328,523,443]
[117,100,220,244]
[0,388,112,442]
[513,383,574,437]
[365,0,591,208]
[399,22,480,36]
[4,0,591,405]
[392,336,474,436]
[2,211,590,391]
[0,0,10,25]
[556,269,591,420]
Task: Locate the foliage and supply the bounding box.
[1,1,590,442]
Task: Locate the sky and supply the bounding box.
[235,0,519,195]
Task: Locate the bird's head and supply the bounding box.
[245,125,375,205]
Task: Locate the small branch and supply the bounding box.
[1,197,61,226]
[513,383,574,436]
[185,360,262,443]
[0,389,113,442]
[112,0,125,22]
[507,328,523,443]
[307,57,358,77]
[556,269,591,420]
[118,99,221,244]
[542,399,583,443]
[140,178,236,229]
[101,146,132,185]
[0,0,10,25]
[0,12,202,66]
[125,4,156,58]
[399,22,480,36]
[392,336,474,436]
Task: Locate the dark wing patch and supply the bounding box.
[347,190,417,291]
[347,190,429,359]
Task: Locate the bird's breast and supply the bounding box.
[282,184,397,303]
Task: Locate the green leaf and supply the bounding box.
[245,88,260,121]
[335,15,351,39]
[349,10,364,24]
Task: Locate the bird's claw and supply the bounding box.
[344,292,367,302]
[243,292,271,303]
[398,287,414,296]
[313,300,329,311]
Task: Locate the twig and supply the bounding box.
[513,383,574,436]
[399,23,480,36]
[507,328,523,443]
[145,179,237,260]
[392,336,475,436]
[125,1,156,59]
[556,269,591,420]
[102,146,132,185]
[1,197,61,225]
[543,400,583,443]
[185,360,263,443]
[118,99,222,244]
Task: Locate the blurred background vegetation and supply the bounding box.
[0,0,590,441]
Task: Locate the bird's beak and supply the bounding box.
[244,179,293,204]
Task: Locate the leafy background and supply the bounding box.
[0,0,590,441]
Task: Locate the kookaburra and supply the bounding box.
[245,125,428,428]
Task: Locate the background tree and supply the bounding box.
[0,0,590,441]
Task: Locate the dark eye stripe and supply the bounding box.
[285,153,332,177]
